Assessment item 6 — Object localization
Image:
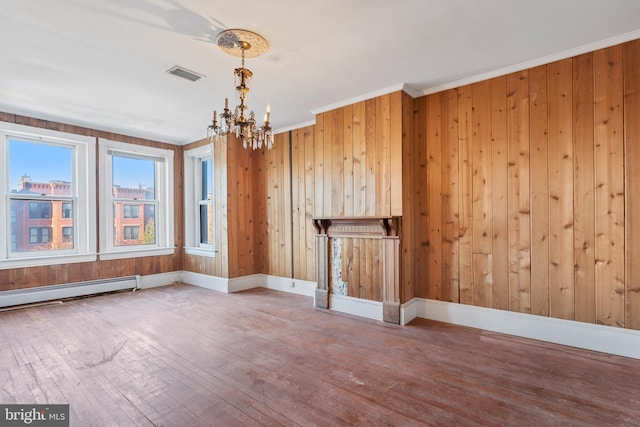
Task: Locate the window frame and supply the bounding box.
[98,138,174,260]
[183,144,215,257]
[0,123,96,269]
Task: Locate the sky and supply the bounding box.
[8,138,154,190]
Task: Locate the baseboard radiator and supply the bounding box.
[0,276,140,308]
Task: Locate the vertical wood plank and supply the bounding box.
[314,114,325,217]
[375,95,391,216]
[291,130,303,279]
[548,58,575,320]
[322,111,333,217]
[343,105,354,217]
[401,93,416,303]
[624,39,640,330]
[390,91,403,216]
[458,85,474,305]
[365,99,377,216]
[330,109,344,216]
[473,253,493,308]
[529,65,550,316]
[491,76,510,311]
[472,80,493,307]
[352,238,361,299]
[506,70,532,313]
[268,140,278,275]
[426,93,443,300]
[364,238,373,299]
[413,96,429,299]
[471,80,493,256]
[594,45,625,327]
[353,102,367,217]
[282,131,293,278]
[573,53,596,323]
[441,89,460,302]
[304,126,317,282]
[343,238,353,297]
[373,239,383,302]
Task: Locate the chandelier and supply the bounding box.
[207,29,274,150]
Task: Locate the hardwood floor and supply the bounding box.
[1,284,639,426]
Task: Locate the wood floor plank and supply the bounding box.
[1,284,639,426]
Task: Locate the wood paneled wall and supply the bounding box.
[314,93,405,218]
[182,133,262,279]
[256,93,408,282]
[0,113,183,291]
[182,137,229,278]
[407,39,640,329]
[290,127,316,281]
[255,132,293,278]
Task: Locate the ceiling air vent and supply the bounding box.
[167,65,204,82]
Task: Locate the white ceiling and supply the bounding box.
[1,0,639,145]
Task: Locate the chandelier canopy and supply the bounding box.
[208,29,273,150]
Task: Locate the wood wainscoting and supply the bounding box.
[313,217,401,324]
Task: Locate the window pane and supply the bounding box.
[201,158,212,200]
[11,200,74,252]
[199,204,212,245]
[113,202,155,246]
[7,139,76,255]
[9,139,72,192]
[112,155,155,199]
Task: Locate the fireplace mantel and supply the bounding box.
[312,217,400,237]
[313,216,401,324]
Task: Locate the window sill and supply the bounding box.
[98,247,175,261]
[0,253,97,270]
[184,247,217,258]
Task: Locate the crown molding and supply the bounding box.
[310,83,416,116]
[421,29,640,96]
[274,120,316,135]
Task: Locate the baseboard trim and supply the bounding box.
[400,298,418,325]
[181,271,229,293]
[181,272,317,298]
[330,294,383,321]
[139,271,181,289]
[263,276,316,297]
[405,298,640,360]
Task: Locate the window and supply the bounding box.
[123,204,139,219]
[123,226,140,241]
[0,123,96,269]
[62,202,72,218]
[29,201,51,219]
[99,139,174,259]
[62,226,73,243]
[184,144,215,257]
[29,227,51,244]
